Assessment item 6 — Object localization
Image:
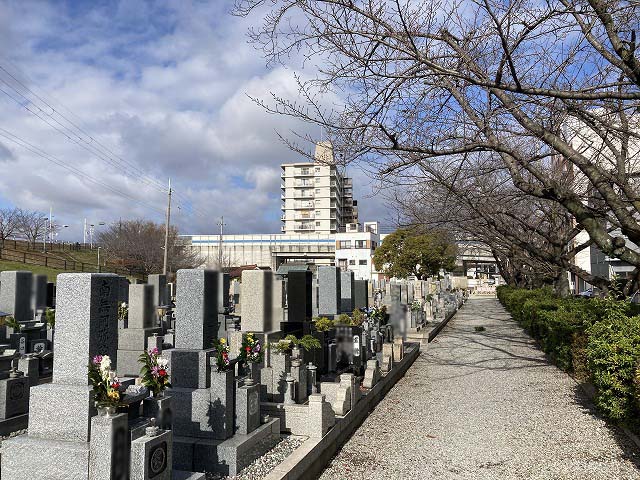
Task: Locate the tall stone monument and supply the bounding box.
[1,273,120,479]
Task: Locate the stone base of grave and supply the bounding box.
[0,412,28,436]
[173,471,207,480]
[173,417,280,476]
[1,435,90,480]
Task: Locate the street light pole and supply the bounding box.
[163,178,172,276]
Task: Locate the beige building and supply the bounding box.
[280,142,358,234]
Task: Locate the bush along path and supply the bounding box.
[497,286,640,427]
[319,297,640,480]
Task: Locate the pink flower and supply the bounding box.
[149,347,159,356]
[92,355,103,365]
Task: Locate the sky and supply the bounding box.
[0,0,388,241]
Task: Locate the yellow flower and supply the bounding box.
[219,338,226,344]
[107,390,120,402]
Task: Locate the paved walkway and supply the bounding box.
[319,297,640,480]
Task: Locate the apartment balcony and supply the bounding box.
[281,214,286,220]
[293,192,315,199]
[344,178,352,187]
[294,180,314,187]
[294,201,315,209]
[281,225,286,232]
[295,168,314,176]
[294,213,315,220]
[294,223,315,231]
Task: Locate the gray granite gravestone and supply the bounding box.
[148,274,168,309]
[1,273,120,480]
[240,270,273,332]
[0,271,33,322]
[174,269,219,349]
[117,284,163,377]
[317,266,340,316]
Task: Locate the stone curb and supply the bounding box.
[262,342,421,480]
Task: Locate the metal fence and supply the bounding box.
[0,247,146,279]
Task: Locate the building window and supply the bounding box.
[316,221,320,226]
[338,240,352,249]
[315,167,321,172]
[355,240,367,248]
[349,259,356,265]
[359,259,367,265]
[315,188,320,193]
[315,177,320,183]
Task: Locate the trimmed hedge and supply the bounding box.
[497,286,640,425]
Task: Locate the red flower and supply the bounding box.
[158,369,167,377]
[111,382,120,390]
[245,346,251,351]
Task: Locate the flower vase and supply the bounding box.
[245,362,255,386]
[291,346,301,360]
[97,404,117,417]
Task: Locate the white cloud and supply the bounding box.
[0,0,391,240]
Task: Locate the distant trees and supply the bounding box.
[17,209,49,249]
[97,219,202,275]
[373,228,456,279]
[0,207,55,249]
[0,208,19,245]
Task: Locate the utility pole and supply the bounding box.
[47,206,52,252]
[217,216,226,269]
[163,178,172,276]
[83,218,87,246]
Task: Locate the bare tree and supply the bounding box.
[236,0,640,288]
[0,207,19,246]
[17,209,48,249]
[97,219,202,275]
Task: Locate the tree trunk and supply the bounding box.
[554,269,571,298]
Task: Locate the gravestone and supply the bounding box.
[46,282,56,308]
[354,280,369,310]
[220,272,230,311]
[168,269,221,469]
[340,271,355,313]
[148,274,168,309]
[287,271,312,322]
[273,278,285,325]
[0,271,33,322]
[317,266,340,316]
[32,274,48,314]
[240,270,273,332]
[1,273,120,480]
[117,276,130,305]
[174,269,219,350]
[117,284,163,377]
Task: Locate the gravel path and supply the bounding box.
[319,297,640,480]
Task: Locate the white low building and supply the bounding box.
[182,222,384,281]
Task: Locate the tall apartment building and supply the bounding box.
[281,142,359,234]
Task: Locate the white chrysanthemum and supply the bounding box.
[157,357,169,368]
[100,355,111,371]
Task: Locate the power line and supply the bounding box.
[0,61,213,220]
[0,127,166,215]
